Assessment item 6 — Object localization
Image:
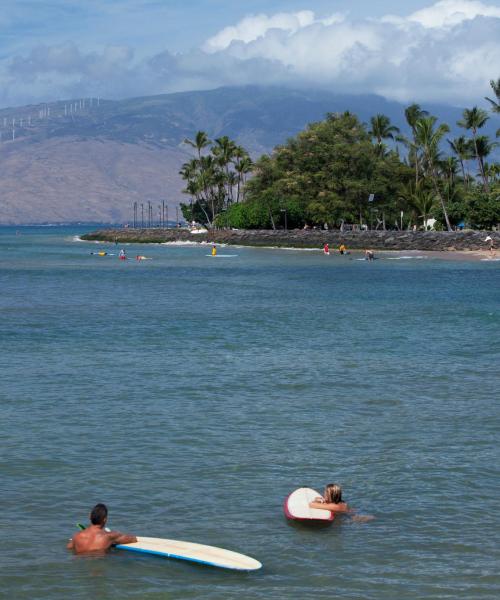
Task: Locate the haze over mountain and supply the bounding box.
[0,86,498,224]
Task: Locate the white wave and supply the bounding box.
[385,256,426,260]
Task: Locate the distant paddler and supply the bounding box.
[339,244,346,255]
[136,255,151,261]
[119,249,127,260]
[211,244,217,257]
[323,243,330,255]
[90,251,107,256]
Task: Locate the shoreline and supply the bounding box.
[80,228,499,259]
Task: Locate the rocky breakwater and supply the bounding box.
[81,228,499,251]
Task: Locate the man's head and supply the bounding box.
[90,503,108,526]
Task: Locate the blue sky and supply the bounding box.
[1,0,499,107]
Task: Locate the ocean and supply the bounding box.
[1,226,499,599]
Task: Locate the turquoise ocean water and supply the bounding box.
[1,226,499,599]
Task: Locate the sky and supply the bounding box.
[1,0,499,108]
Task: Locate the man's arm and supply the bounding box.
[106,531,137,545]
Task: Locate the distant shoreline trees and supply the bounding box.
[180,79,500,231]
[179,134,252,227]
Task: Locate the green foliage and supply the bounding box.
[241,112,413,228]
[179,78,500,231]
[462,185,500,229]
[179,131,252,227]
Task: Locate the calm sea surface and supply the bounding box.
[1,226,499,599]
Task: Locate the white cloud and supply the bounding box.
[198,0,500,104]
[408,0,500,28]
[0,0,499,107]
[203,10,345,53]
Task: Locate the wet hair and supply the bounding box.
[90,503,108,525]
[324,484,343,504]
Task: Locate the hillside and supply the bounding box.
[0,86,498,224]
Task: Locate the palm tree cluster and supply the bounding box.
[179,132,252,227]
[180,79,500,230]
[394,80,500,230]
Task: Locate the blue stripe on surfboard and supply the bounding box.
[115,544,258,571]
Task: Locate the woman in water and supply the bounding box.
[309,483,351,513]
[309,483,374,521]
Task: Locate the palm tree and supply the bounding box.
[485,78,500,113]
[441,156,459,185]
[234,151,253,202]
[457,107,490,190]
[415,116,452,230]
[413,186,436,230]
[485,79,500,137]
[447,136,473,185]
[404,103,429,183]
[475,136,499,187]
[183,130,211,160]
[368,114,400,154]
[213,136,237,203]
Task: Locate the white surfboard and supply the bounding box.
[284,488,334,523]
[205,254,238,257]
[116,536,262,571]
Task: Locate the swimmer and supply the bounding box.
[67,503,136,555]
[323,243,330,255]
[309,484,351,514]
[309,483,374,522]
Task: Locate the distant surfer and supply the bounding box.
[323,243,329,255]
[119,249,127,260]
[309,484,374,522]
[67,503,136,554]
[212,244,217,257]
[365,249,375,261]
[339,244,346,255]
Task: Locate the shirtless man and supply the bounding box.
[67,503,137,554]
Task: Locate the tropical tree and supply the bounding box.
[485,78,500,114]
[404,103,429,183]
[233,148,253,202]
[457,107,490,190]
[368,114,400,155]
[179,134,251,227]
[448,136,473,185]
[183,130,211,159]
[415,116,452,230]
[474,136,499,187]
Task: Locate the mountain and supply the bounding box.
[0,86,498,224]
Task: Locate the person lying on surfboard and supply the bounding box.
[309,484,351,513]
[309,484,375,522]
[67,503,136,554]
